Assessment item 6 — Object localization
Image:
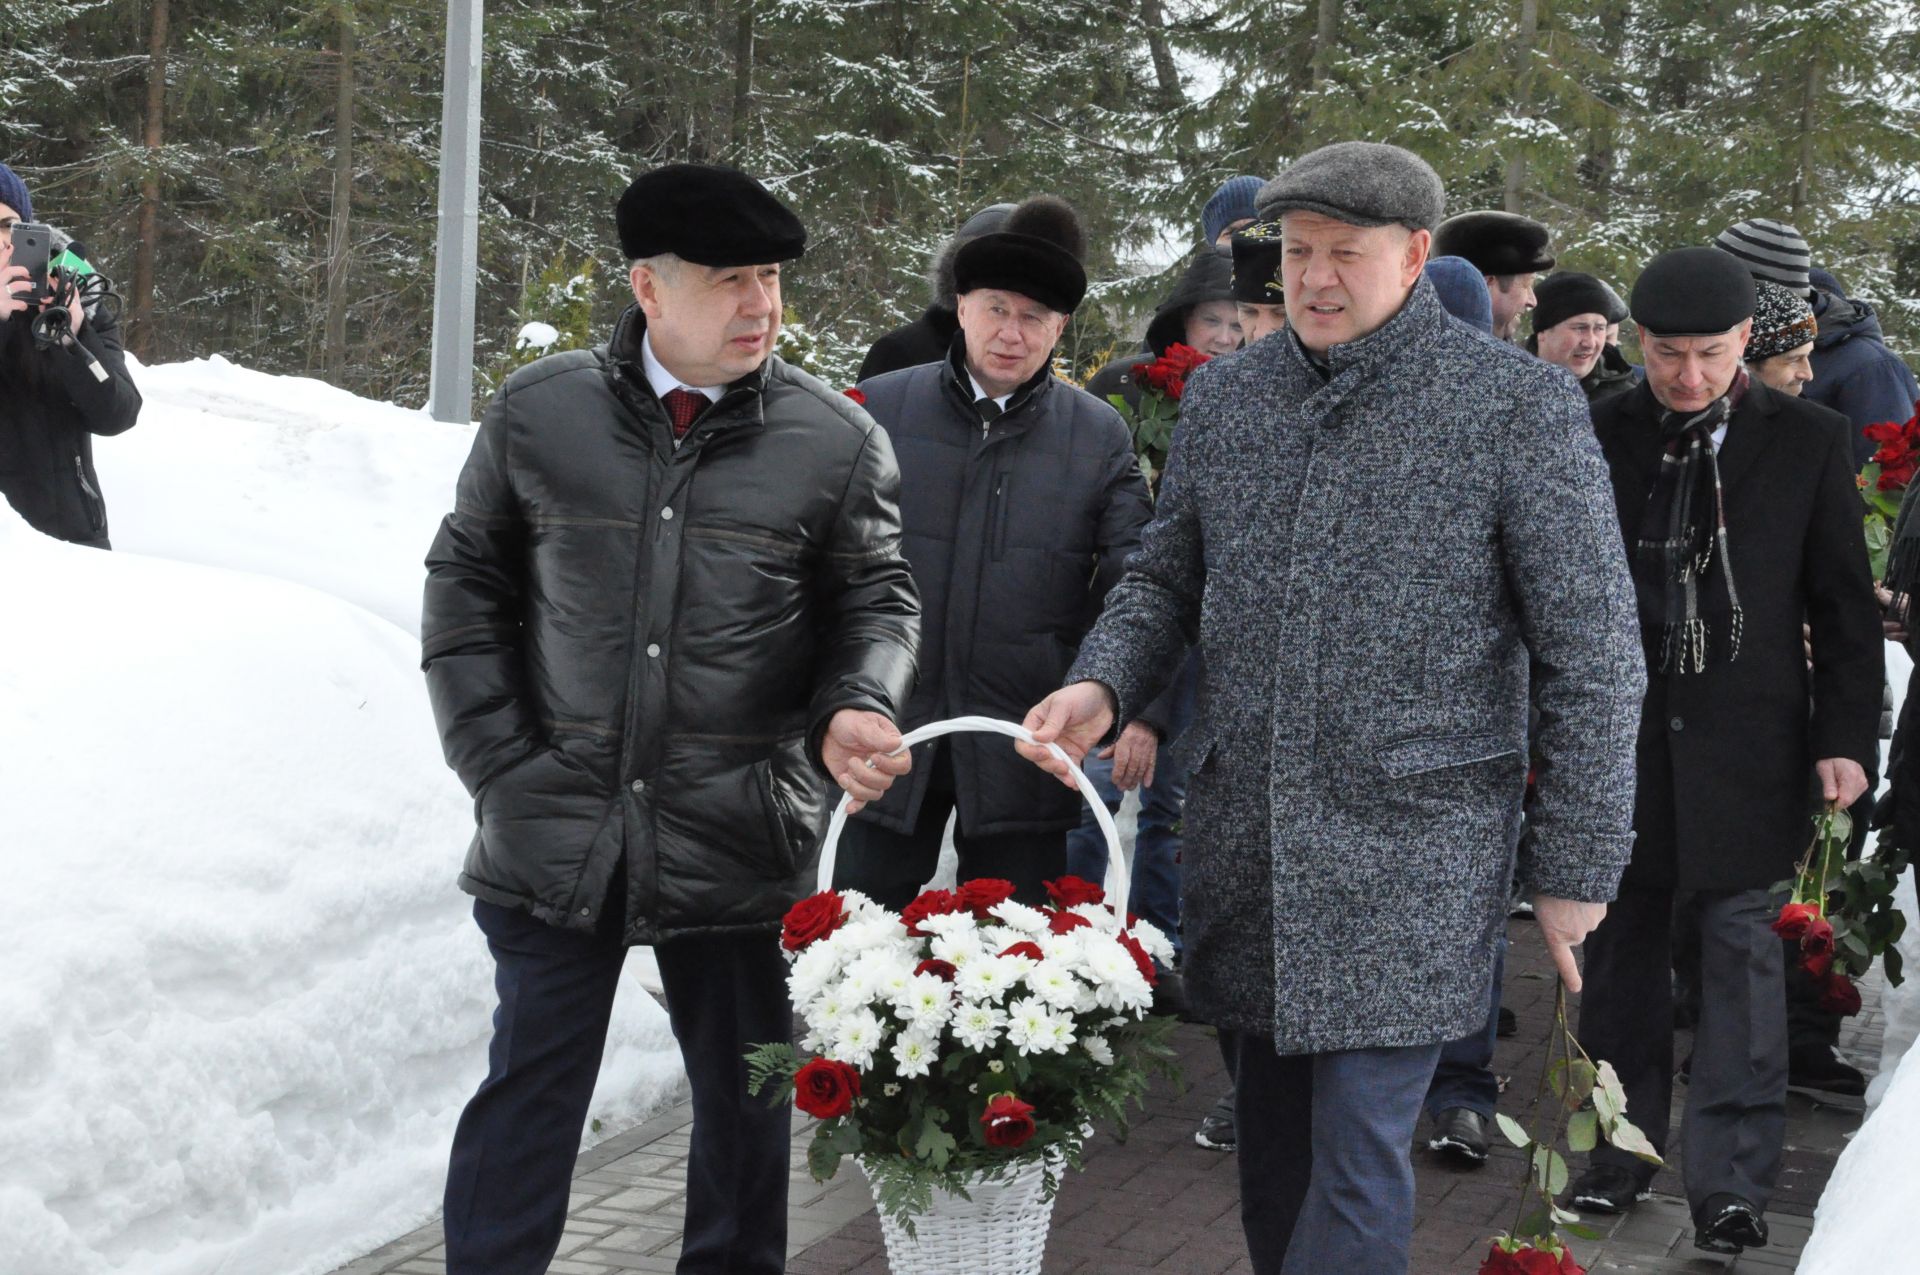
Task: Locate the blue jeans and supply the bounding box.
[1235,1035,1444,1273]
[1063,749,1186,960]
[1423,931,1507,1119]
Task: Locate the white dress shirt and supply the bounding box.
[641,333,725,446]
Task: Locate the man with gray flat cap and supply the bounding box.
[1435,210,1556,341]
[1569,246,1880,1257]
[424,162,920,1275]
[1013,140,1645,1273]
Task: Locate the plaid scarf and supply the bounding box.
[1633,388,1744,674]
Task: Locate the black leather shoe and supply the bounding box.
[1566,1164,1650,1214]
[1150,969,1189,1018]
[1694,1195,1769,1254]
[1497,1005,1518,1038]
[1789,1046,1867,1100]
[1193,1092,1236,1151]
[1427,1108,1489,1165]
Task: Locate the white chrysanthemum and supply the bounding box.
[1083,938,1152,1012]
[836,915,909,953]
[1006,996,1075,1055]
[951,1001,1007,1052]
[1026,959,1091,1012]
[807,986,852,1039]
[915,911,978,939]
[930,932,983,970]
[787,942,846,1003]
[989,899,1052,934]
[893,973,955,1034]
[890,1029,938,1079]
[838,888,882,918]
[1128,920,1175,967]
[829,1008,887,1069]
[1071,901,1122,932]
[1082,1035,1115,1066]
[956,955,1017,1002]
[1037,931,1088,967]
[976,924,1017,952]
[849,948,915,1006]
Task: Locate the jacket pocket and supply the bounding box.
[73,455,105,532]
[752,757,798,875]
[1377,733,1520,781]
[988,473,1011,562]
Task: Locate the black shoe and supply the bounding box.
[1427,1108,1490,1165]
[1694,1195,1768,1254]
[1677,1051,1691,1084]
[1567,1164,1650,1214]
[1497,1006,1518,1038]
[1788,1046,1867,1100]
[1150,969,1189,1018]
[1194,1093,1236,1152]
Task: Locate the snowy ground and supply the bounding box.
[0,357,682,1275]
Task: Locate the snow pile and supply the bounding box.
[0,359,682,1275]
[516,320,561,351]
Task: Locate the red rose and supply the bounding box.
[1044,875,1106,909]
[1802,947,1835,978]
[1046,909,1092,935]
[1770,902,1819,941]
[793,1056,861,1119]
[1118,932,1159,986]
[914,958,958,982]
[1880,460,1917,491]
[1865,420,1907,446]
[1820,971,1863,1016]
[1800,916,1835,959]
[1477,1243,1575,1275]
[781,891,847,952]
[999,941,1046,961]
[957,878,1017,917]
[842,386,867,404]
[901,888,963,937]
[980,1093,1037,1148]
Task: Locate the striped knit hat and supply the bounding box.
[1712,218,1812,298]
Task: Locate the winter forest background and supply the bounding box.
[4,0,1918,413]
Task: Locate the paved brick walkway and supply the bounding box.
[333,919,1882,1275]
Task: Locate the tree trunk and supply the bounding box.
[1790,59,1822,222]
[131,0,171,359]
[324,5,356,382]
[1578,0,1628,216]
[1139,0,1182,111]
[729,4,755,146]
[1503,0,1540,212]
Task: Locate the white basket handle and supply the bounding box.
[814,714,1130,916]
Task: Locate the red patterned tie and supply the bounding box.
[662,387,706,439]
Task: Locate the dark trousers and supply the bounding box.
[1063,748,1186,959]
[444,900,793,1275]
[1579,886,1787,1218]
[1235,1033,1442,1273]
[831,749,1066,908]
[1425,932,1507,1120]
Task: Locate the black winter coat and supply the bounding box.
[1593,380,1883,891]
[859,304,959,381]
[423,308,921,944]
[0,307,142,547]
[854,342,1152,835]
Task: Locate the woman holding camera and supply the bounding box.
[0,162,141,548]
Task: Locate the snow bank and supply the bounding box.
[1,360,682,1275]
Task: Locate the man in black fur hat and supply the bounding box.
[833,195,1154,908]
[1434,210,1556,342]
[858,202,1014,380]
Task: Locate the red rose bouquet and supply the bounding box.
[1859,400,1920,577]
[1771,802,1912,1015]
[746,876,1179,1230]
[1104,341,1212,490]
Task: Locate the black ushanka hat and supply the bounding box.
[1230,220,1286,304]
[1630,247,1757,337]
[617,163,807,265]
[952,195,1090,314]
[1433,211,1556,276]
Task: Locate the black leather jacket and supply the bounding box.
[423,307,920,943]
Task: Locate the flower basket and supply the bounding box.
[748,716,1179,1275]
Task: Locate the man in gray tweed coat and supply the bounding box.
[1018,142,1647,1273]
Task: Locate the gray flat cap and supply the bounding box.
[1254,141,1446,233]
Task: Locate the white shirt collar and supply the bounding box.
[966,370,1013,411]
[641,331,725,405]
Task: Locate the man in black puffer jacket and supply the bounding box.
[423,164,920,1275]
[833,195,1152,907]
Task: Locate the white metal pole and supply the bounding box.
[427,0,483,422]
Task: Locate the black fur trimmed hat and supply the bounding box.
[951,195,1090,314]
[1230,220,1286,305]
[616,163,806,266]
[1433,211,1555,276]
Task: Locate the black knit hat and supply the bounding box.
[1433,211,1555,276]
[1746,280,1818,362]
[617,163,807,266]
[1630,247,1757,337]
[1230,220,1286,305]
[1531,272,1617,335]
[952,195,1089,314]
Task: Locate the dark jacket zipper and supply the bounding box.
[74,455,105,530]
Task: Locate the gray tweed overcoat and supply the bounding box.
[1071,276,1647,1053]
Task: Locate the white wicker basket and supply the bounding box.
[817,716,1130,1275]
[858,1149,1063,1275]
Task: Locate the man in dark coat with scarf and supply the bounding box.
[422,163,921,1275]
[1016,141,1646,1274]
[832,195,1152,908]
[858,202,1014,381]
[1568,247,1882,1257]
